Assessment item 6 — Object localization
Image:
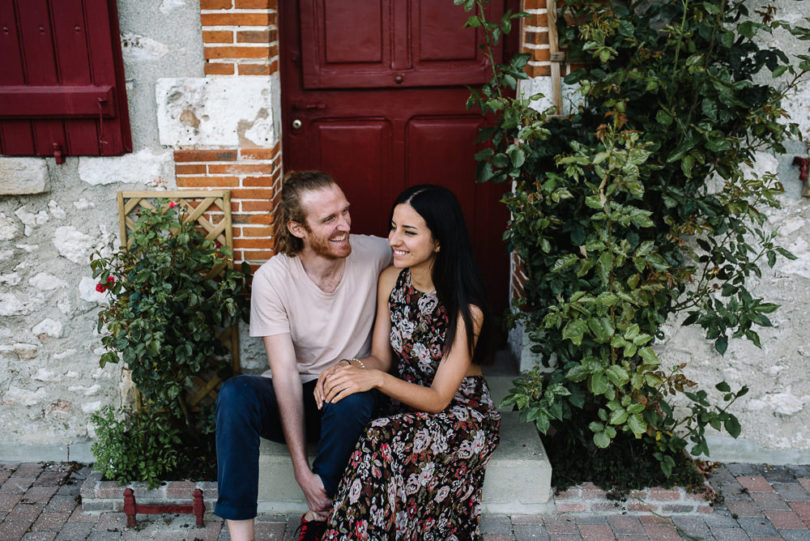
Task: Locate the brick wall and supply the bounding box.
[170,0,281,271]
[522,0,552,77]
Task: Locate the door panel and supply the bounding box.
[281,1,512,317]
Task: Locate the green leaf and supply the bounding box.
[715,336,729,355]
[594,431,611,448]
[627,413,646,438]
[562,319,588,346]
[724,416,742,438]
[638,347,659,365]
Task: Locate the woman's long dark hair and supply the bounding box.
[391,185,493,365]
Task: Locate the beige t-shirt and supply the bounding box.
[250,234,392,382]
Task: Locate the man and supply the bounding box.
[215,171,392,541]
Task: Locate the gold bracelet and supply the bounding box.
[349,358,366,369]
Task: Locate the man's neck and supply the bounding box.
[298,249,347,294]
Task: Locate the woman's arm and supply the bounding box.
[314,265,398,409]
[323,302,483,414]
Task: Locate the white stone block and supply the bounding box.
[5,386,47,406]
[78,148,173,186]
[73,198,95,210]
[156,76,279,147]
[48,200,66,220]
[28,273,68,291]
[121,32,169,62]
[32,318,63,338]
[13,343,38,360]
[15,207,49,236]
[53,226,94,264]
[0,158,49,195]
[0,293,26,316]
[79,276,109,304]
[0,273,21,286]
[0,213,18,241]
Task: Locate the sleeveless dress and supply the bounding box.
[323,269,501,540]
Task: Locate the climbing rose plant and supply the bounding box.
[90,200,250,487]
[463,0,808,475]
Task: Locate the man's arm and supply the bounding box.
[262,334,331,515]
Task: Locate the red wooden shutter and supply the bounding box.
[0,0,132,161]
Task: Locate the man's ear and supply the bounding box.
[434,241,440,253]
[287,221,306,239]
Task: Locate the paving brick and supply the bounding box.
[710,527,751,540]
[790,501,810,520]
[31,511,71,532]
[578,524,614,539]
[574,516,607,525]
[641,523,681,540]
[737,517,779,537]
[556,502,587,513]
[512,515,544,525]
[483,535,514,541]
[0,477,35,494]
[606,516,644,535]
[773,482,810,502]
[554,487,581,500]
[55,521,94,540]
[798,478,810,494]
[546,535,582,541]
[738,476,774,493]
[8,502,43,525]
[0,520,31,540]
[21,531,57,541]
[92,512,126,532]
[514,523,549,540]
[68,506,98,522]
[613,536,648,541]
[764,508,806,530]
[638,515,672,525]
[0,493,21,513]
[43,496,78,515]
[648,487,681,501]
[22,486,58,504]
[705,512,744,528]
[727,463,766,477]
[761,465,798,483]
[481,514,513,534]
[727,499,765,517]
[751,491,792,510]
[543,517,579,534]
[660,504,695,513]
[13,464,46,477]
[671,515,710,537]
[781,532,810,541]
[580,483,607,500]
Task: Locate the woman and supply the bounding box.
[314,184,501,540]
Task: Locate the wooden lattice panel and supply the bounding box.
[117,190,240,411]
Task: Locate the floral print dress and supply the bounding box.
[323,269,501,540]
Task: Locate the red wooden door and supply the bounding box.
[280,0,512,315]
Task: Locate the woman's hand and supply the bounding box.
[314,361,347,410]
[321,364,381,405]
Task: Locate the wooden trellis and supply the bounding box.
[117,190,240,411]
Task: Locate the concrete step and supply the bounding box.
[257,352,554,515]
[257,410,553,515]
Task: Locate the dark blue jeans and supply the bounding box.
[214,374,376,520]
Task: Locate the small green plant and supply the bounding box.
[90,200,251,483]
[91,406,181,489]
[462,0,808,478]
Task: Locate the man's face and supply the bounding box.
[295,184,352,259]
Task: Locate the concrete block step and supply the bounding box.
[257,410,553,515]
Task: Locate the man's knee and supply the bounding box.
[321,391,375,427]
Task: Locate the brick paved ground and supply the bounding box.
[1,462,809,540]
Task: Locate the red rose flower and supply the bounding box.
[107,276,115,283]
[168,201,177,208]
[96,283,107,293]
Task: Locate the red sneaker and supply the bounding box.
[296,514,327,541]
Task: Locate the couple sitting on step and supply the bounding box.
[215,170,501,541]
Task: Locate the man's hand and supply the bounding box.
[294,467,332,516]
[313,361,346,409]
[322,364,381,405]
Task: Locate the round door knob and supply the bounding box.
[395,74,404,84]
[292,119,303,130]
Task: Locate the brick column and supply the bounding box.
[200,0,278,76]
[521,0,551,77]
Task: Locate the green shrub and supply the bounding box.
[463,0,808,476]
[90,200,251,483]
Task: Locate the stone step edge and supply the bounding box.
[80,471,714,516]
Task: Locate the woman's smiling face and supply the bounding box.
[388,203,438,272]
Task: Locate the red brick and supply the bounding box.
[764,509,805,529]
[165,481,196,500]
[643,524,681,540]
[238,63,273,75]
[233,213,273,224]
[522,0,544,9]
[532,48,551,62]
[209,163,275,175]
[201,13,270,26]
[177,176,240,188]
[554,486,581,500]
[240,200,274,212]
[175,164,207,175]
[627,502,655,512]
[200,0,232,8]
[235,0,271,7]
[239,225,273,237]
[648,487,681,501]
[174,149,237,162]
[241,176,275,187]
[234,238,273,249]
[555,502,587,513]
[581,482,607,500]
[237,30,270,43]
[205,46,272,60]
[240,146,279,160]
[241,249,274,260]
[230,188,274,199]
[791,501,810,520]
[578,524,615,540]
[205,62,235,75]
[698,505,714,514]
[524,30,549,45]
[203,30,233,44]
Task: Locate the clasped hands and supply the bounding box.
[314,359,377,409]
